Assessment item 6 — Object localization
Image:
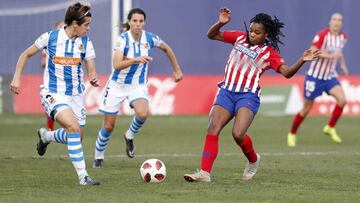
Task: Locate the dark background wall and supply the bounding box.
[1,0,359,76]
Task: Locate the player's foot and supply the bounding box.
[37,128,50,156]
[242,153,261,181]
[79,175,100,186]
[124,135,135,158]
[184,169,211,182]
[287,133,296,147]
[323,125,342,144]
[93,159,104,169]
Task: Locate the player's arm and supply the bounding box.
[311,45,340,59]
[158,42,183,82]
[84,59,99,87]
[207,7,231,41]
[10,44,40,94]
[278,49,320,78]
[338,53,349,75]
[112,50,153,71]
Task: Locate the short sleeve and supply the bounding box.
[34,32,49,49]
[267,49,286,72]
[114,35,126,52]
[311,29,327,49]
[85,39,96,61]
[223,31,246,45]
[151,33,162,47]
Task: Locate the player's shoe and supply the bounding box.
[287,133,296,147]
[124,135,135,158]
[79,175,100,186]
[184,169,211,182]
[242,153,261,181]
[37,128,50,156]
[323,125,342,144]
[93,159,104,169]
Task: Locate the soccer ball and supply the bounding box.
[140,158,166,183]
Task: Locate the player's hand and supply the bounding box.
[173,68,183,83]
[302,49,320,61]
[89,73,100,87]
[134,56,153,64]
[10,79,21,94]
[219,7,231,24]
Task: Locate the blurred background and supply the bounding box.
[1,0,359,116]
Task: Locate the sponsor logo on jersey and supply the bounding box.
[52,56,81,66]
[234,43,258,59]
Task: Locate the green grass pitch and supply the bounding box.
[0,114,359,203]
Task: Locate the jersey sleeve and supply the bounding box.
[311,29,327,49]
[34,32,50,50]
[267,49,286,72]
[114,35,126,52]
[151,33,162,47]
[223,31,246,45]
[84,38,96,61]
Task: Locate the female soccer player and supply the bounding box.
[184,8,320,182]
[93,8,183,168]
[287,13,348,147]
[10,2,100,185]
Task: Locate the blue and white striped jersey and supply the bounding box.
[110,30,162,84]
[35,27,96,95]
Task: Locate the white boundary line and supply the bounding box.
[2,151,360,159]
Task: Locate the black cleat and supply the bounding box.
[37,128,49,156]
[79,176,100,186]
[124,135,135,158]
[93,159,104,169]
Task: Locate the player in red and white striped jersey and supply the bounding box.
[288,13,349,147]
[184,8,319,182]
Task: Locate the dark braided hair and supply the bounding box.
[245,13,285,52]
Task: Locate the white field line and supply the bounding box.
[2,151,360,159]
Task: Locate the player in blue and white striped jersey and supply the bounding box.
[10,2,100,186]
[93,8,183,167]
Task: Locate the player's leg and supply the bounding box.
[323,83,346,143]
[288,99,314,146]
[46,114,55,131]
[231,93,261,180]
[93,114,117,168]
[184,89,233,182]
[124,98,149,158]
[55,109,99,185]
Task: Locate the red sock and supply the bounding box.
[46,115,55,131]
[329,104,344,127]
[239,135,257,163]
[290,113,305,134]
[201,134,219,173]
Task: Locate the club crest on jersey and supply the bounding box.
[144,43,149,49]
[78,44,83,50]
[234,43,258,59]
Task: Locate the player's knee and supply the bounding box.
[65,123,81,133]
[232,132,246,144]
[136,111,149,121]
[207,123,221,135]
[338,99,346,107]
[103,122,115,132]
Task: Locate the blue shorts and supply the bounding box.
[214,88,260,116]
[304,75,340,100]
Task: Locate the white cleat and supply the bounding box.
[184,169,211,182]
[242,153,261,181]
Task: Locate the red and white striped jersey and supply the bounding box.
[307,28,347,80]
[220,31,286,96]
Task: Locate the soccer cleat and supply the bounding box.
[184,169,211,182]
[37,128,50,156]
[93,159,104,169]
[242,153,261,181]
[287,133,296,147]
[323,125,342,144]
[124,135,135,158]
[79,176,100,186]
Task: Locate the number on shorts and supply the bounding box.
[305,80,316,92]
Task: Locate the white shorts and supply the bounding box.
[40,88,86,126]
[99,80,149,115]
